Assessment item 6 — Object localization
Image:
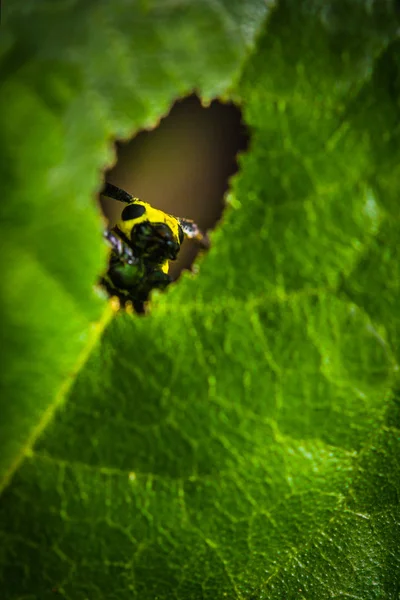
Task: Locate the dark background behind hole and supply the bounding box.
[100,94,249,277]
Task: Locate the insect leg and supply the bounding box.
[178,218,210,249]
[103,229,139,265]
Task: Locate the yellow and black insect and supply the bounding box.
[100,182,208,312]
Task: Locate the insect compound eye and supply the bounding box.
[178,225,184,245]
[154,223,174,241]
[130,222,152,244]
[121,203,146,221]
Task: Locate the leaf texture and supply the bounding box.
[1,1,400,599]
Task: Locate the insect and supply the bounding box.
[100,182,208,312]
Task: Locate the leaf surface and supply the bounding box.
[0,0,268,489]
[1,1,400,599]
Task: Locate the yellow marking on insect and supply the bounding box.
[117,201,182,244]
[117,200,181,277]
[110,296,121,312]
[125,301,134,315]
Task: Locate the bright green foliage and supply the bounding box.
[0,0,269,490]
[1,1,400,599]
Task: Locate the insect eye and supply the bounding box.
[154,223,174,240]
[121,203,146,221]
[178,225,184,245]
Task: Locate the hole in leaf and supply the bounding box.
[99,94,249,312]
[101,94,249,280]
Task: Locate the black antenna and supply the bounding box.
[101,182,134,204]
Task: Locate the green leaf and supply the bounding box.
[0,0,269,490]
[1,1,400,599]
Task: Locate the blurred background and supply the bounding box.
[100,94,249,277]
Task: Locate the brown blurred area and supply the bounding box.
[100,94,248,277]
